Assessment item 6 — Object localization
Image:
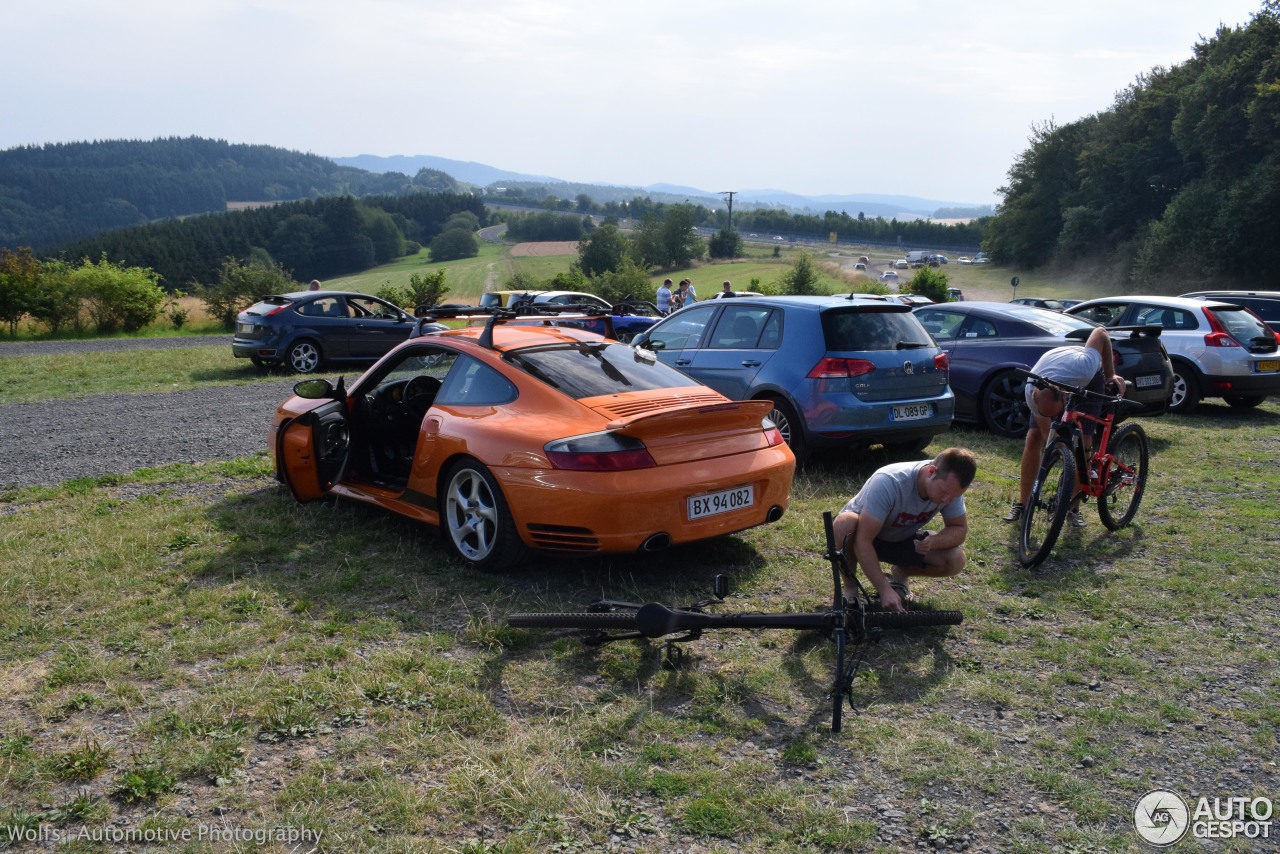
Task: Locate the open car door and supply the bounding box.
[276,401,350,502]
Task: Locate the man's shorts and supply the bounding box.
[873,534,926,568]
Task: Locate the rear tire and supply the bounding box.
[442,459,530,572]
[1167,363,1201,413]
[1019,441,1075,567]
[287,339,322,374]
[980,369,1030,438]
[508,611,637,630]
[1098,422,1149,530]
[1223,394,1265,409]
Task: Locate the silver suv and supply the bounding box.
[1065,295,1280,412]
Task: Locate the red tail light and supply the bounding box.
[266,303,293,317]
[807,357,875,378]
[763,419,786,447]
[545,432,656,471]
[934,352,950,371]
[1202,310,1239,347]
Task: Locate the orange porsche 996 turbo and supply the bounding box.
[271,317,795,571]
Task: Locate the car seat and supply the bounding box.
[731,314,760,346]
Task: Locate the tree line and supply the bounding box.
[984,2,1280,286]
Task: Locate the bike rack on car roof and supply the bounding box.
[411,304,616,350]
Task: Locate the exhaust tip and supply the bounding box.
[641,533,672,552]
[767,505,785,523]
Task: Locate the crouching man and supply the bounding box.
[832,448,977,612]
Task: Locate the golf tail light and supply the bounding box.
[934,352,950,371]
[807,357,875,378]
[546,432,656,471]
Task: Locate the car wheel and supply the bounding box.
[980,370,1030,439]
[1223,394,1265,409]
[442,459,530,572]
[287,340,322,374]
[1167,363,1202,413]
[761,396,807,463]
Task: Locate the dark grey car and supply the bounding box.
[232,290,420,373]
[631,295,955,460]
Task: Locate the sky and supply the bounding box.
[3,1,1266,206]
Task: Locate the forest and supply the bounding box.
[983,2,1280,287]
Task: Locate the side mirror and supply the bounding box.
[293,378,335,399]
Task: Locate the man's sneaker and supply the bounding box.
[1002,502,1024,523]
[1068,510,1087,528]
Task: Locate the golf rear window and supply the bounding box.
[821,307,933,351]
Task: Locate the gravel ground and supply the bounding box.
[0,335,295,488]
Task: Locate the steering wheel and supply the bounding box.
[404,375,441,418]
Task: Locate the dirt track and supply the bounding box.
[509,241,578,257]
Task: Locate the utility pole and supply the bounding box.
[719,191,737,231]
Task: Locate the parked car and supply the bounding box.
[879,270,900,284]
[893,259,910,269]
[272,319,795,571]
[233,290,427,373]
[947,288,965,302]
[1180,290,1280,334]
[1011,297,1066,312]
[709,290,765,299]
[853,262,867,271]
[1064,295,1280,412]
[479,289,662,342]
[913,302,1173,438]
[1059,299,1084,310]
[956,256,973,265]
[630,295,954,460]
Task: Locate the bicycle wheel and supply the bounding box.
[508,611,638,630]
[1098,422,1149,530]
[861,608,964,630]
[1019,441,1075,567]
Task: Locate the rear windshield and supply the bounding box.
[821,307,934,351]
[1210,307,1274,345]
[1007,305,1096,336]
[506,342,700,400]
[243,296,292,315]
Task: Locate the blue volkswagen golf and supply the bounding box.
[630,295,954,460]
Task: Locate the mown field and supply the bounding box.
[1,301,1277,851]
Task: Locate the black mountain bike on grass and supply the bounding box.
[1018,371,1151,568]
[508,512,962,732]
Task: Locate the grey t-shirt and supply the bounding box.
[1025,344,1102,412]
[841,460,966,543]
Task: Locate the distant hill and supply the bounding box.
[333,155,990,219]
[331,154,563,188]
[0,138,459,252]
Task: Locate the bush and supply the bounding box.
[904,266,950,303]
[778,253,822,295]
[72,256,166,334]
[428,228,479,262]
[199,257,298,330]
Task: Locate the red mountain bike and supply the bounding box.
[1018,371,1151,567]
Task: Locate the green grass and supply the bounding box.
[1,392,1277,850]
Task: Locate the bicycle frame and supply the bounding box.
[1044,389,1125,497]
